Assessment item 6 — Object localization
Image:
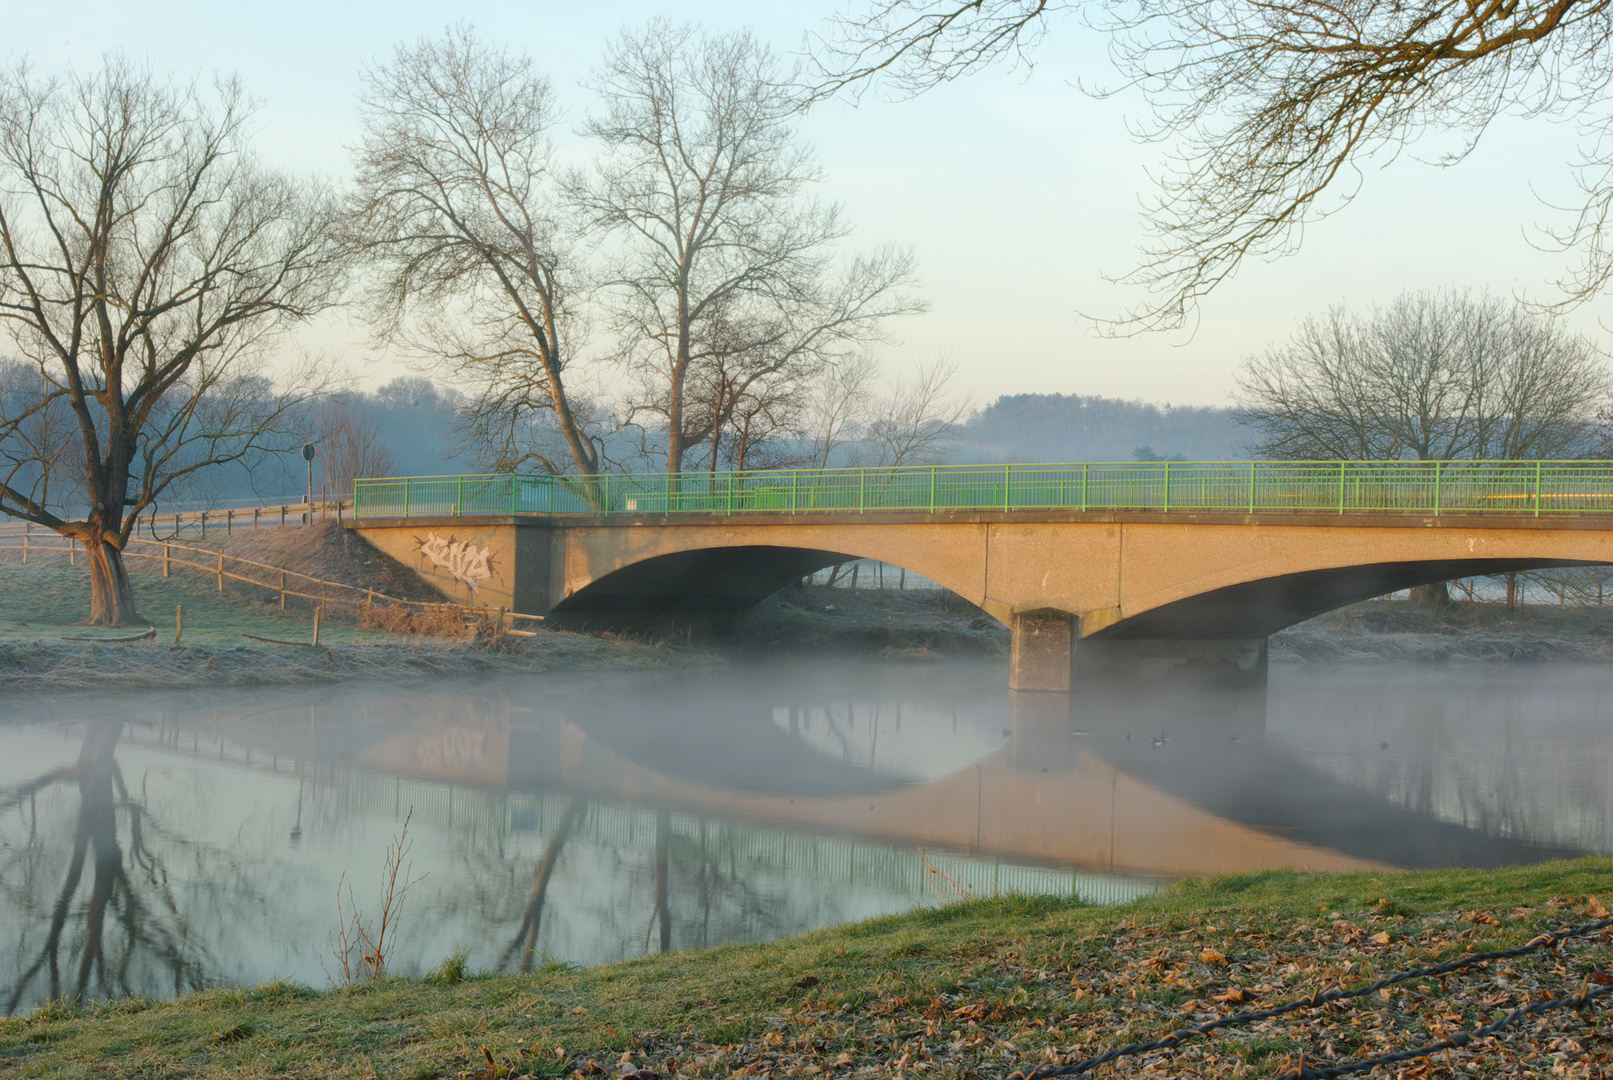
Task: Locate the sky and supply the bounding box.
[10,0,1612,409]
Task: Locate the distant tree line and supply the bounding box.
[961,393,1241,464]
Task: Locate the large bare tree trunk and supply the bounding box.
[83,536,141,627]
[1408,581,1452,607]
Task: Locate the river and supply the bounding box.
[2,658,1609,1013]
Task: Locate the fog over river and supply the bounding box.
[2,659,1609,1013]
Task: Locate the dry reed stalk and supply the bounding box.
[355,601,482,638]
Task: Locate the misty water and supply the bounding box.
[3,658,1612,1013]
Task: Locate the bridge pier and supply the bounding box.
[1008,611,1077,693]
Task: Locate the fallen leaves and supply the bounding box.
[321,898,1613,1080]
[607,903,1607,1080]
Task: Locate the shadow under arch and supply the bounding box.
[550,543,999,626]
[553,545,853,615]
[1095,557,1603,640]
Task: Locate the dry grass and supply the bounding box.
[759,584,1010,658]
[355,600,484,638]
[0,631,686,690]
[1273,599,1613,663]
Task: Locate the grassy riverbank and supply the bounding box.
[3,859,1609,1079]
[0,525,700,687]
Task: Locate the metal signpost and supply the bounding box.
[302,443,316,525]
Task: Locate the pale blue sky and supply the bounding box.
[10,1,1606,407]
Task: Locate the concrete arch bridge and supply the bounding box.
[350,460,1613,690]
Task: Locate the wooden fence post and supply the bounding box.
[216,553,224,592]
[280,571,286,611]
[163,543,170,578]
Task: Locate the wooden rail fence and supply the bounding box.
[127,496,356,538]
[0,528,543,631]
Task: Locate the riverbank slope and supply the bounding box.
[0,523,701,687]
[2,859,1608,1078]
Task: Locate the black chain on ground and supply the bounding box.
[1274,979,1613,1078]
[1001,914,1613,1080]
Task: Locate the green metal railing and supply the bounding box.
[351,460,1613,521]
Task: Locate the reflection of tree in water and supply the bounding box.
[608,808,810,964]
[498,798,586,973]
[1,723,210,1014]
[1281,677,1613,854]
[438,800,869,973]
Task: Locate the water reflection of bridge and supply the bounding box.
[114,665,1580,878]
[111,696,1357,881]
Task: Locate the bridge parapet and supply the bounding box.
[354,459,1613,521]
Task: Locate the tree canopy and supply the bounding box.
[818,0,1613,329]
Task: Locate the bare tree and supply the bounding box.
[1234,290,1609,461]
[0,60,349,625]
[813,0,1058,101]
[861,356,973,466]
[723,373,807,472]
[802,351,880,468]
[316,398,398,496]
[579,21,924,475]
[350,25,604,478]
[817,1,1613,328]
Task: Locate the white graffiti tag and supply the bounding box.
[417,532,494,592]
